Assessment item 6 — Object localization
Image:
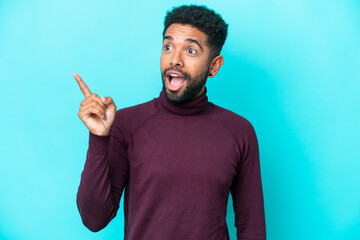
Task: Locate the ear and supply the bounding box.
[208,55,224,78]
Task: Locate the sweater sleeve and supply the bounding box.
[76,126,129,232]
[230,125,266,239]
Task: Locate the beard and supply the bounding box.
[161,66,210,103]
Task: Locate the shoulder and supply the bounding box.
[112,98,158,134]
[210,103,257,137]
[116,98,156,119]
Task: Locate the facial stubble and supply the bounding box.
[161,66,210,103]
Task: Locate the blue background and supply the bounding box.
[1,0,359,239]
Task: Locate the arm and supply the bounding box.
[230,125,266,239]
[76,125,129,232]
[73,72,128,231]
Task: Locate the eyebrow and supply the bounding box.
[163,35,203,52]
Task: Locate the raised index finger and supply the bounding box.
[73,73,92,97]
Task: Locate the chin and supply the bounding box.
[163,87,184,103]
[166,89,183,101]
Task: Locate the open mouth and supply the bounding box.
[166,71,186,91]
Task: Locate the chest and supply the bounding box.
[127,116,240,189]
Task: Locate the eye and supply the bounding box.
[187,48,197,54]
[164,45,172,51]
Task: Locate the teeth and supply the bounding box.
[169,74,180,77]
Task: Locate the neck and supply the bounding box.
[193,85,206,99]
[156,87,213,116]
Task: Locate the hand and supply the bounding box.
[74,73,117,136]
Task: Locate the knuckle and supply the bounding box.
[92,107,99,113]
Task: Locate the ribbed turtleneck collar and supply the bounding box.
[155,87,213,116]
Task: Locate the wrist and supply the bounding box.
[90,129,111,137]
[88,131,111,153]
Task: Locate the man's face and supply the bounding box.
[160,23,212,103]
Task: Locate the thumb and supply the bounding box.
[102,96,116,108]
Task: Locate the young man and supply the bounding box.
[75,5,266,240]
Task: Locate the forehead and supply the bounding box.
[163,23,208,44]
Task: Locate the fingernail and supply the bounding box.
[101,97,107,102]
[101,114,105,119]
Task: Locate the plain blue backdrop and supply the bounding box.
[1,0,359,239]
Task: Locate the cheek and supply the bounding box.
[160,54,168,70]
[186,59,208,75]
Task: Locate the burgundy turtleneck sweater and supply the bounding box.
[76,88,266,240]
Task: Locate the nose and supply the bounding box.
[170,50,184,67]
